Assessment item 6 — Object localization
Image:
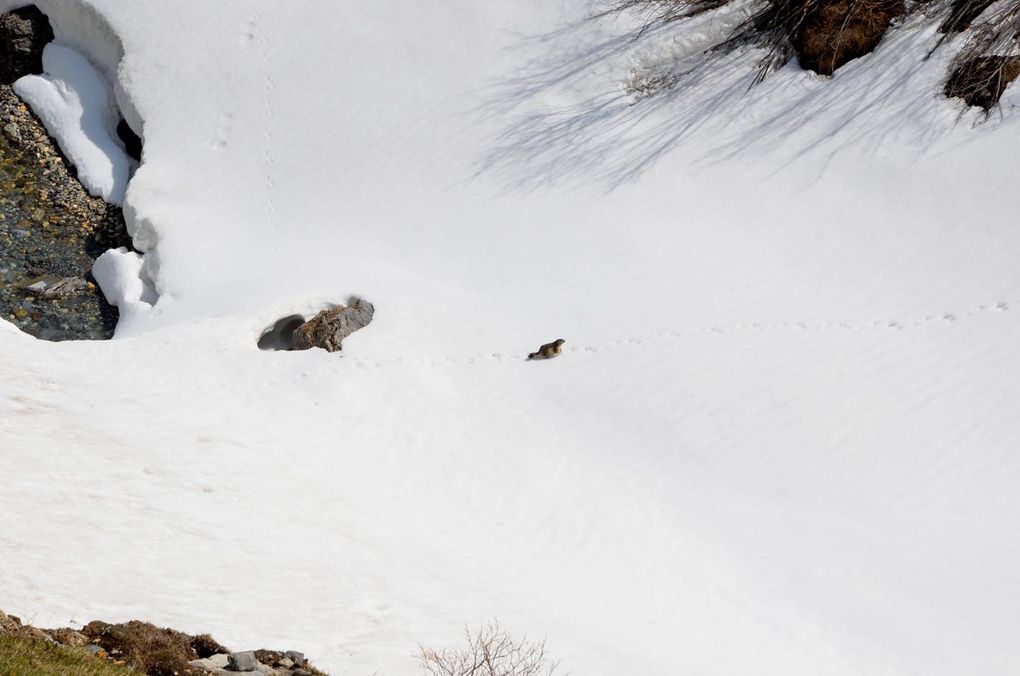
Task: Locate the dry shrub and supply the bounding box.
[791,0,906,74]
[190,633,230,659]
[939,0,997,33]
[419,622,557,676]
[944,0,1020,109]
[946,54,1020,107]
[604,0,907,83]
[603,0,1020,110]
[81,620,217,676]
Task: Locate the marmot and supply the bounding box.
[528,338,565,360]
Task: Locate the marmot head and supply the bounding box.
[554,339,565,347]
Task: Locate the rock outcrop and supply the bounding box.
[291,297,374,352]
[0,6,53,84]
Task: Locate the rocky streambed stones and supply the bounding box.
[0,82,132,340]
[1,5,135,341]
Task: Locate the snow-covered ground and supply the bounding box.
[2,1,1020,674]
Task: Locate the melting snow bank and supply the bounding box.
[91,246,155,331]
[13,42,135,205]
[0,0,159,334]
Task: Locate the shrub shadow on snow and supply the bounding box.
[477,9,972,189]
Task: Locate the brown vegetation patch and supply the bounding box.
[190,632,229,659]
[81,619,224,676]
[791,0,906,74]
[945,54,1020,108]
[607,0,906,85]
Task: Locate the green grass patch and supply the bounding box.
[0,632,133,675]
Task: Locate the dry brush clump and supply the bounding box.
[602,0,1020,109]
[943,0,1020,108]
[80,619,228,676]
[602,0,910,84]
[419,622,558,676]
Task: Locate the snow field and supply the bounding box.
[1,0,1020,675]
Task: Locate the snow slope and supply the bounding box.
[2,1,1020,674]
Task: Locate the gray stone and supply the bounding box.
[284,651,305,666]
[291,296,374,352]
[85,643,105,655]
[22,275,88,298]
[3,122,19,141]
[190,652,232,673]
[228,650,258,672]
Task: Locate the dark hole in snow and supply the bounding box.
[258,314,306,351]
[117,118,142,161]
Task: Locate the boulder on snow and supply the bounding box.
[0,6,53,84]
[291,297,374,352]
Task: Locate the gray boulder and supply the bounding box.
[228,650,258,672]
[292,296,374,352]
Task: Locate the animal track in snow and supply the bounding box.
[321,300,1011,368]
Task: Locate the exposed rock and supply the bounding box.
[0,609,17,632]
[291,297,375,353]
[0,6,54,84]
[45,626,89,647]
[0,608,53,643]
[22,274,89,298]
[228,650,259,672]
[190,652,232,672]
